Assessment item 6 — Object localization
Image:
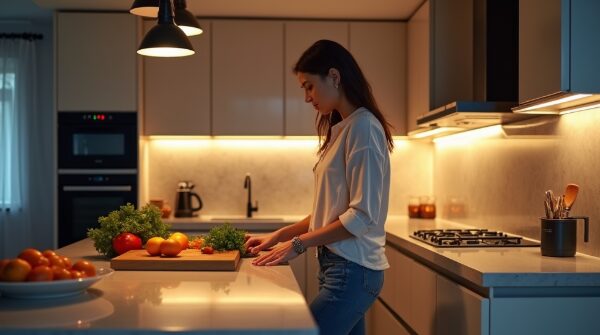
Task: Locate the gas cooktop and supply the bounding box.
[410,229,540,248]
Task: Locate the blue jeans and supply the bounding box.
[310,246,384,335]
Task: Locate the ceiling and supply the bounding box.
[26,0,425,20]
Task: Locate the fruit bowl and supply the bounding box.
[0,267,113,299]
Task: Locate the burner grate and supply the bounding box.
[411,229,540,248]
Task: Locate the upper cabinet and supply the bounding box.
[142,20,211,135]
[407,1,430,132]
[212,20,284,136]
[284,21,349,136]
[350,22,407,135]
[57,12,137,111]
[514,0,600,113]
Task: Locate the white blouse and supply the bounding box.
[310,107,390,270]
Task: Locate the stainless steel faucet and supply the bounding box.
[244,173,258,218]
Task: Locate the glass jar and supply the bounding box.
[408,196,420,218]
[419,196,436,219]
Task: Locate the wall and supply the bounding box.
[434,108,600,257]
[144,138,433,217]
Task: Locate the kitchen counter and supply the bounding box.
[165,215,306,232]
[384,216,600,289]
[0,239,317,334]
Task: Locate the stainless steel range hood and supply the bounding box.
[416,0,523,129]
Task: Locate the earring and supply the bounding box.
[334,83,339,89]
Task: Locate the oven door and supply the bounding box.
[58,112,137,169]
[58,174,137,247]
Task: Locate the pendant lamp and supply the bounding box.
[174,0,203,36]
[130,0,159,18]
[137,0,195,57]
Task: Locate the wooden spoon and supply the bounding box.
[563,183,580,217]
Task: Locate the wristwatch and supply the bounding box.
[291,236,307,254]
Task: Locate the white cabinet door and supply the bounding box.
[407,2,430,132]
[57,12,137,111]
[212,20,284,135]
[284,21,349,135]
[367,299,411,335]
[142,20,211,135]
[350,22,407,135]
[410,260,437,335]
[379,246,412,322]
[436,275,489,335]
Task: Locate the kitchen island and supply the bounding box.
[0,239,317,334]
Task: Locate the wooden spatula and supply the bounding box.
[563,183,580,218]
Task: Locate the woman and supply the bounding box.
[244,39,394,335]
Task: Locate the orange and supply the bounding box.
[160,238,183,257]
[169,232,189,249]
[0,258,32,282]
[145,237,165,256]
[26,265,54,281]
[73,260,96,277]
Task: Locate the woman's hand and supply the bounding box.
[244,231,280,255]
[251,240,298,266]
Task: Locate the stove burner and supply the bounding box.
[410,229,540,248]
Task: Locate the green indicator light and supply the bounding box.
[93,115,97,120]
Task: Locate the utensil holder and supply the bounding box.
[540,216,589,257]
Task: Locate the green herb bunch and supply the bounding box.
[204,223,247,254]
[87,203,171,258]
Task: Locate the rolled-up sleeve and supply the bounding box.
[339,130,387,237]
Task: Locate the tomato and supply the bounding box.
[42,249,57,258]
[188,237,204,250]
[145,237,165,256]
[62,256,73,269]
[70,270,85,279]
[201,246,214,254]
[72,260,96,277]
[169,232,189,249]
[0,259,9,273]
[47,255,66,268]
[18,248,42,267]
[0,258,32,282]
[26,265,53,281]
[52,265,72,280]
[160,238,182,257]
[112,232,142,255]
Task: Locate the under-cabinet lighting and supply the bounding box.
[408,127,463,139]
[559,102,600,115]
[515,94,592,114]
[433,125,503,147]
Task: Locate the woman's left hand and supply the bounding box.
[252,241,298,266]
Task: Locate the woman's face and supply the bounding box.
[297,71,339,115]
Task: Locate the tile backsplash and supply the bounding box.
[144,138,433,218]
[434,108,600,257]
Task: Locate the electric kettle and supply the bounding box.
[174,181,203,217]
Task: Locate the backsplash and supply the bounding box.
[143,138,433,218]
[434,108,600,257]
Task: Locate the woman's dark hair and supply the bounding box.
[293,39,394,155]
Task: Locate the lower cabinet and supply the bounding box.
[367,299,411,335]
[378,245,489,335]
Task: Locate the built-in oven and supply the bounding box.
[58,172,137,247]
[58,112,137,169]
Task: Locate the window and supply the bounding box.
[0,70,16,207]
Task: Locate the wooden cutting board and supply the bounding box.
[110,249,240,271]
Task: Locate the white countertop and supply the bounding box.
[0,239,317,334]
[165,215,306,232]
[385,216,600,288]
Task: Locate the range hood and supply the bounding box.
[416,0,524,129]
[512,0,600,115]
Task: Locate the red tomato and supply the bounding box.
[112,232,142,255]
[26,265,53,281]
[52,265,72,280]
[201,246,214,254]
[72,260,96,277]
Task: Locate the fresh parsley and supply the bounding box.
[204,223,247,254]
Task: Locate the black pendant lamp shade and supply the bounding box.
[174,0,203,36]
[137,0,195,57]
[130,0,159,18]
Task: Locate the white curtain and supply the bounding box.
[0,37,47,258]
